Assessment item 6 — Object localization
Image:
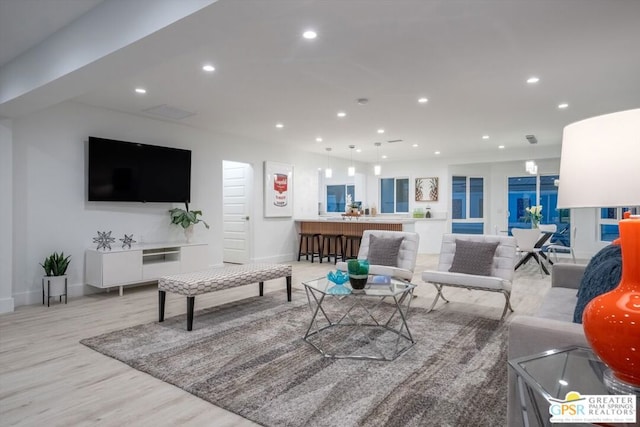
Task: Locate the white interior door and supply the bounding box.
[223,160,252,264]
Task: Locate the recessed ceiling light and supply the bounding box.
[337,111,346,118]
[377,129,385,134]
[498,145,505,149]
[275,123,284,128]
[382,155,388,159]
[558,103,569,109]
[412,144,419,148]
[418,97,428,104]
[434,151,441,155]
[316,137,323,142]
[356,148,362,153]
[135,88,146,94]
[202,64,215,72]
[482,135,490,140]
[302,30,317,39]
[527,77,540,84]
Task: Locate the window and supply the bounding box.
[452,176,467,219]
[380,178,409,213]
[326,184,354,213]
[599,207,638,241]
[507,176,536,229]
[508,174,570,243]
[451,176,484,234]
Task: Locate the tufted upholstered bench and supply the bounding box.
[158,263,292,331]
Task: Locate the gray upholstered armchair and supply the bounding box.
[337,230,420,281]
[421,233,517,319]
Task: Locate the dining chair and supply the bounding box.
[546,226,577,263]
[537,224,557,264]
[511,228,546,276]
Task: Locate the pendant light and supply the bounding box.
[525,135,538,175]
[348,145,355,176]
[325,147,332,178]
[374,142,382,176]
[525,160,538,175]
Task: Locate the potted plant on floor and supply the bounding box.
[169,203,210,243]
[40,251,71,304]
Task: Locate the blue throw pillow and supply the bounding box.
[573,244,622,323]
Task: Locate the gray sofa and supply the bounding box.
[507,263,589,427]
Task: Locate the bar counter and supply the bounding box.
[295,218,414,236]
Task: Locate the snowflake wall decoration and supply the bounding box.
[120,234,136,249]
[93,231,116,251]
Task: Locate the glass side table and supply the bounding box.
[509,346,638,427]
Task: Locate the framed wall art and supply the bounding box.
[264,161,293,217]
[415,177,439,202]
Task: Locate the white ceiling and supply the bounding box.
[2,0,640,163]
[0,0,105,67]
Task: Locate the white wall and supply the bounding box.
[9,101,325,308]
[364,160,450,217]
[0,119,14,312]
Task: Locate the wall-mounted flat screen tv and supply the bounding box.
[88,136,191,202]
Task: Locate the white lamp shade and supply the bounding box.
[325,168,332,178]
[557,108,640,209]
[374,164,381,176]
[348,166,355,176]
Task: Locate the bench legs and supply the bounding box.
[158,292,195,331]
[187,297,195,331]
[259,276,292,301]
[159,290,166,322]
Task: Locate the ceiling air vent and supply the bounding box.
[387,139,403,143]
[526,135,538,144]
[142,104,196,120]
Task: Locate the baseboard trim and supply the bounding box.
[0,297,15,313]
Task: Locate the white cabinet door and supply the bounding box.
[180,244,209,272]
[102,250,143,285]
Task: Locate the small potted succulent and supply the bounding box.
[40,252,71,302]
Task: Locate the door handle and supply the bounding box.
[245,216,250,220]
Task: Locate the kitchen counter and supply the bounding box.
[295,218,413,236]
[295,216,415,223]
[295,215,448,254]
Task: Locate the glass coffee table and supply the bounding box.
[302,276,416,361]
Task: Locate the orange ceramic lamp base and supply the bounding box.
[582,215,640,387]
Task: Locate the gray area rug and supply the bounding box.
[81,291,508,426]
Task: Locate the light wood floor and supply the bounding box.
[0,255,558,427]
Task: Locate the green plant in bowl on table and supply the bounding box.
[347,259,369,289]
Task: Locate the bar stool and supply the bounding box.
[342,235,362,261]
[297,233,322,263]
[321,234,344,264]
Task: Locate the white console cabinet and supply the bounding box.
[85,243,208,295]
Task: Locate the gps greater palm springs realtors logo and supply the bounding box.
[548,391,636,423]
